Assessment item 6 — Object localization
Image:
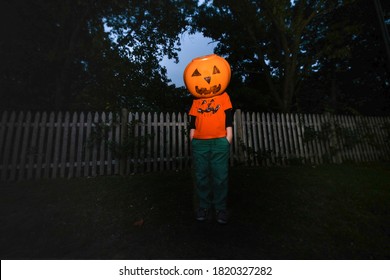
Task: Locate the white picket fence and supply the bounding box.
[1,109,389,181]
[233,111,390,166]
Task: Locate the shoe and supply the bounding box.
[195,208,209,221]
[216,209,228,224]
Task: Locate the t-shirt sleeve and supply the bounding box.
[189,100,198,116]
[190,116,196,129]
[225,109,232,127]
[223,93,233,110]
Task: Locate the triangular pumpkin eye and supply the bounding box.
[192,69,201,77]
[213,66,220,74]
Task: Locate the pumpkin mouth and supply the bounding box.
[195,84,222,95]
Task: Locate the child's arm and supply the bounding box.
[226,126,233,144]
[225,109,233,143]
[189,115,196,141]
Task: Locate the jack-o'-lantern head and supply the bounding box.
[183,54,231,99]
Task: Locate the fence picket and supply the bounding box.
[0,111,9,167]
[251,112,259,166]
[27,112,40,180]
[312,114,323,164]
[342,115,353,162]
[246,112,254,165]
[183,113,189,168]
[314,114,322,161]
[172,113,177,170]
[293,114,303,164]
[76,112,84,177]
[60,112,70,177]
[232,110,239,163]
[90,112,99,177]
[43,112,55,179]
[9,112,24,181]
[369,116,384,160]
[146,112,152,172]
[177,113,183,170]
[313,113,322,164]
[357,116,369,162]
[383,116,390,159]
[288,114,295,160]
[84,112,92,177]
[374,116,388,159]
[276,113,285,165]
[378,116,390,159]
[346,115,358,162]
[255,113,263,165]
[159,113,164,171]
[153,112,158,172]
[349,115,363,162]
[356,116,368,161]
[319,114,330,163]
[271,113,279,164]
[268,112,276,165]
[368,116,379,161]
[35,112,47,180]
[51,112,61,178]
[99,112,106,176]
[310,114,321,164]
[280,113,288,164]
[360,116,374,161]
[165,113,171,171]
[114,112,120,175]
[303,114,314,164]
[139,112,147,172]
[19,112,32,180]
[106,112,113,176]
[1,112,14,180]
[260,113,268,166]
[132,112,138,173]
[240,112,248,163]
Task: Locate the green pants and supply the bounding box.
[191,137,230,210]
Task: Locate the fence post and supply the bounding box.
[234,109,245,163]
[120,108,128,175]
[325,112,342,164]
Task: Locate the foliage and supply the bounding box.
[1,0,389,115]
[302,117,390,159]
[298,0,390,115]
[193,0,390,114]
[0,0,197,111]
[86,116,152,160]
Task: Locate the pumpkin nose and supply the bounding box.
[204,76,211,84]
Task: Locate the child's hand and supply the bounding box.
[190,129,195,141]
[226,127,233,144]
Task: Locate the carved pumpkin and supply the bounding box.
[183,54,231,98]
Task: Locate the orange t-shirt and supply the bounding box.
[189,92,233,139]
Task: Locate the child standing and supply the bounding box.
[183,54,233,224]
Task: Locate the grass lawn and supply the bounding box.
[1,163,389,260]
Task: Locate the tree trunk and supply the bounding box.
[374,0,390,71]
[54,7,90,110]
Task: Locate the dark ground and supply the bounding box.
[1,163,389,260]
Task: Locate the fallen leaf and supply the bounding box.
[133,218,144,227]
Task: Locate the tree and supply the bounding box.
[298,0,390,115]
[0,0,197,111]
[374,0,390,69]
[194,0,358,113]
